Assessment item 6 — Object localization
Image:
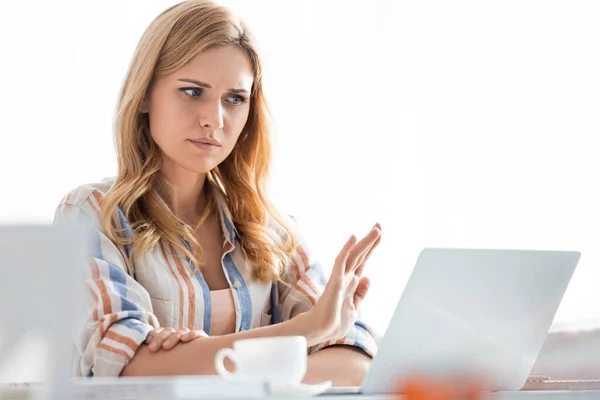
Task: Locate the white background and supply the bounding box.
[1,0,599,336]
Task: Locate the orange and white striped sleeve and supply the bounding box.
[54,189,159,377]
[276,227,378,358]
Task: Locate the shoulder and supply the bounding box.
[57,177,116,208]
[54,177,117,226]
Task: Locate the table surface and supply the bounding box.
[313,392,600,400]
[2,388,600,400]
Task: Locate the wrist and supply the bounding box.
[290,311,327,347]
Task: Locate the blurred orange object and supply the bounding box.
[396,378,484,400]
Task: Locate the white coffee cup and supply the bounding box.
[214,336,307,385]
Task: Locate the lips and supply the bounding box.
[188,137,221,147]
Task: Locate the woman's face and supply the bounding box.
[144,45,254,175]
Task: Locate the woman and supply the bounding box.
[54,0,381,386]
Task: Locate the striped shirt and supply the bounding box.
[53,177,378,377]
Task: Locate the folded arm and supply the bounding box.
[304,345,372,387]
[122,312,318,376]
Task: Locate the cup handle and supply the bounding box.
[214,348,238,380]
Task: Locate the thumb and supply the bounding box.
[353,276,370,308]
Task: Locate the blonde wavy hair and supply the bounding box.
[100,0,298,281]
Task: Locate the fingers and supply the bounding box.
[345,223,381,273]
[334,234,357,277]
[354,232,382,277]
[353,276,371,309]
[145,329,156,343]
[162,328,188,350]
[148,327,176,351]
[180,329,208,342]
[147,327,208,352]
[145,326,164,344]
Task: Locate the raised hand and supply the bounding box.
[308,223,382,343]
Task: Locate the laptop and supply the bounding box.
[0,225,87,399]
[325,248,580,395]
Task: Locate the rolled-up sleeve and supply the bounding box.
[277,225,378,358]
[54,202,159,377]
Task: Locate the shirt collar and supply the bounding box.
[209,182,239,247]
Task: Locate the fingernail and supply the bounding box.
[150,342,158,350]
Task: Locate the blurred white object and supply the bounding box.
[0,225,86,399]
[0,332,47,384]
[215,336,307,385]
[70,376,268,399]
[531,319,600,380]
[270,380,332,397]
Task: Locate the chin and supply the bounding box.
[173,158,219,175]
[161,148,225,176]
[189,164,218,174]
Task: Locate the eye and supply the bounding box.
[227,95,248,106]
[179,87,203,98]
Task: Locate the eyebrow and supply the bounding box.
[177,78,251,94]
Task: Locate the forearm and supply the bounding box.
[122,312,319,376]
[303,346,372,387]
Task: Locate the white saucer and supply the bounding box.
[270,380,332,397]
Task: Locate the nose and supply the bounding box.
[198,100,224,133]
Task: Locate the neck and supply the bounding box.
[160,157,210,226]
